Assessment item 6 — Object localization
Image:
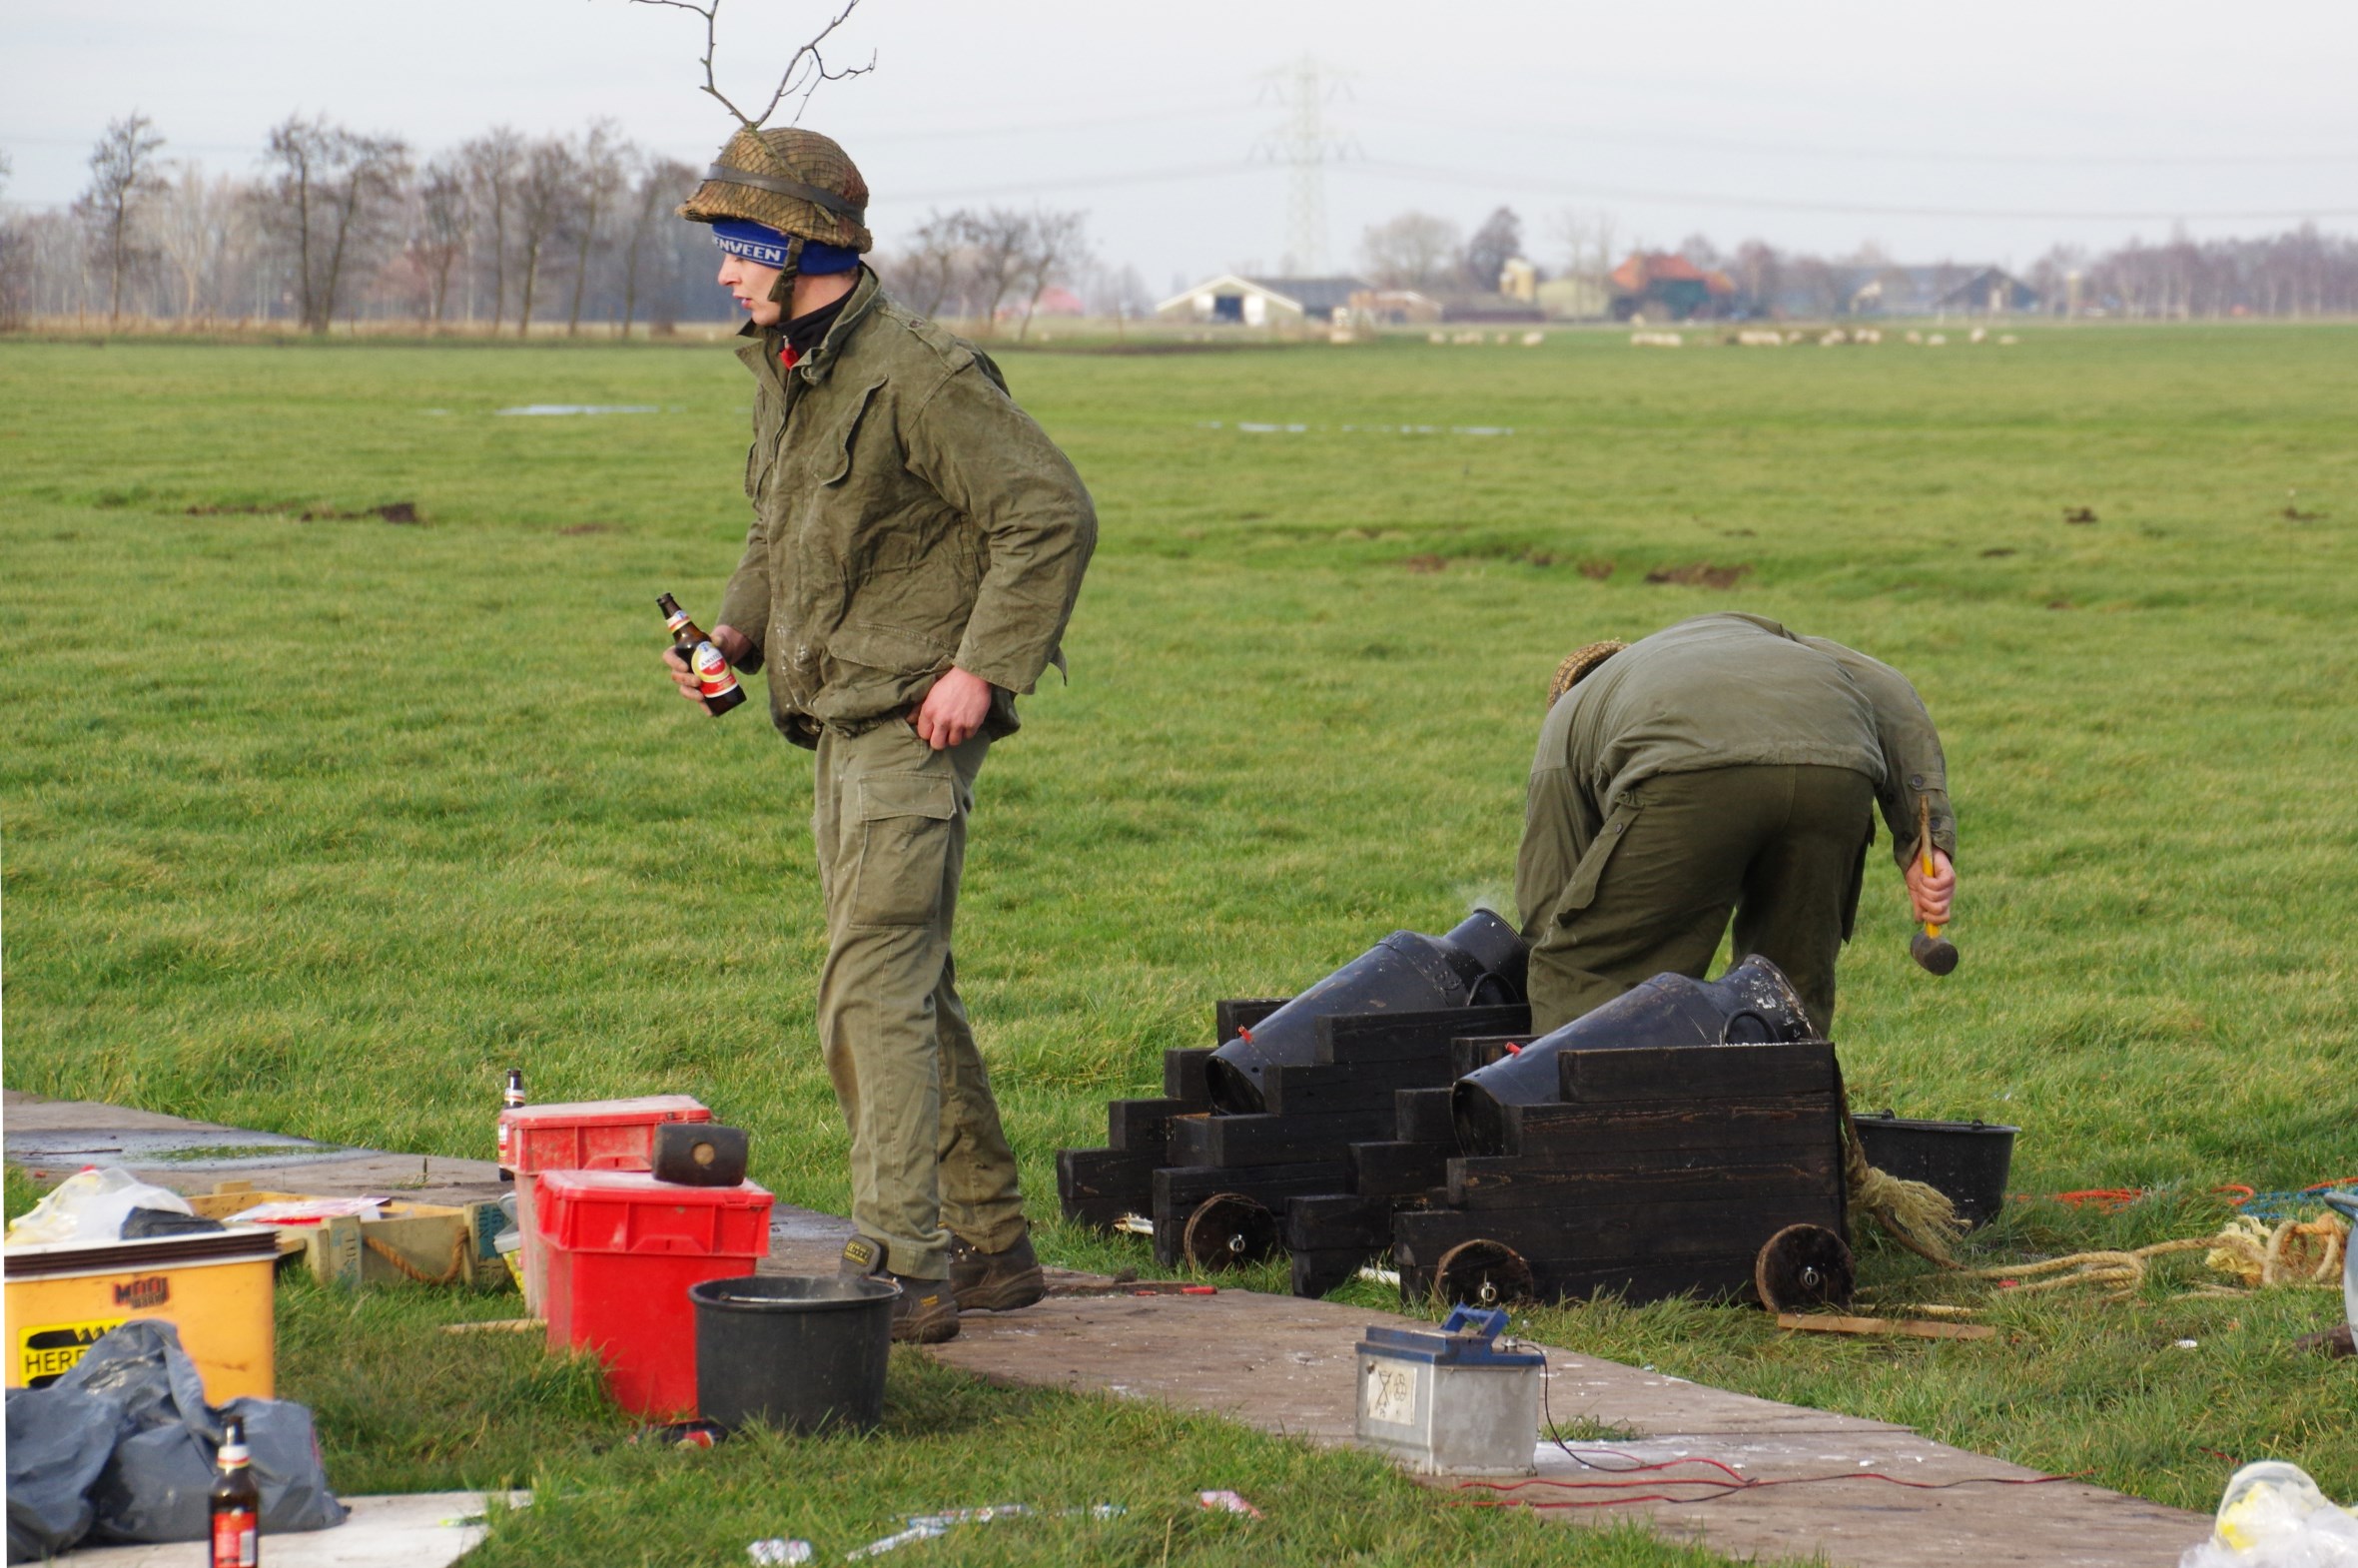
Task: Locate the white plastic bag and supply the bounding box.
[4,1168,195,1247]
[2180,1462,2358,1568]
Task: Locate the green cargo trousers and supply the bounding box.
[1525,763,1877,1038]
[811,718,1027,1281]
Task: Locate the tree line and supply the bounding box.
[1358,204,2358,319]
[0,113,725,334]
[0,114,1132,337]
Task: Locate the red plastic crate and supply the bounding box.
[534,1170,772,1418]
[498,1096,711,1312]
[497,1094,711,1174]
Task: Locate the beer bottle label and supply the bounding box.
[692,642,740,700]
[212,1506,258,1567]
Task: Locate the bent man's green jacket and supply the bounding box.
[718,268,1097,744]
[1516,612,1957,933]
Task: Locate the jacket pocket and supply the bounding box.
[849,770,958,928]
[1555,795,1643,923]
[819,381,887,487]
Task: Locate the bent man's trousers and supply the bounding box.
[1524,763,1877,1038]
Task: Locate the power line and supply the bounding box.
[892,161,1267,205]
[1347,158,2358,223]
[1354,98,2358,168]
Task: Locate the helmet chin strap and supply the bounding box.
[765,236,805,313]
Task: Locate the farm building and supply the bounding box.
[1936,267,2042,315]
[1156,275,1369,327]
[1536,273,1613,321]
[1346,288,1443,325]
[1609,253,1740,321]
[1845,265,2039,317]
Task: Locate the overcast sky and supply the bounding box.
[5,0,2355,289]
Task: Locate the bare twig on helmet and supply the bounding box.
[626,0,874,132]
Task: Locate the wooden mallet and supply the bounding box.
[1911,794,1959,975]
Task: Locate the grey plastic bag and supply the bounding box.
[56,1320,347,1544]
[5,1385,118,1562]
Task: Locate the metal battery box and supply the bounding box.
[1354,1306,1541,1476]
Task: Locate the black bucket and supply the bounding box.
[1452,955,1816,1155]
[1852,1113,2019,1228]
[689,1274,898,1434]
[1205,911,1527,1115]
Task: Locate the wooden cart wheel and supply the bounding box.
[1182,1192,1277,1271]
[1432,1238,1534,1308]
[1754,1223,1855,1312]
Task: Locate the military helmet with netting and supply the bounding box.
[678,127,872,254]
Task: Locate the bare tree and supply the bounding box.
[565,120,632,336]
[1013,209,1088,342]
[891,209,973,318]
[1677,233,1723,271]
[1360,211,1460,292]
[153,163,250,323]
[1730,239,1783,314]
[411,157,470,328]
[620,156,694,335]
[1547,207,1621,294]
[627,0,874,131]
[0,151,28,330]
[457,128,524,325]
[511,136,574,335]
[262,116,412,333]
[1462,206,1523,292]
[74,113,169,324]
[962,209,1033,332]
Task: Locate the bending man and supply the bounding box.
[1517,612,1956,1037]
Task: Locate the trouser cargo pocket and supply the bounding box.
[850,771,958,928]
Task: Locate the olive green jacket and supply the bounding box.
[1517,612,1956,931]
[717,269,1097,744]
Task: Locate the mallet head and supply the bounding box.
[1911,932,1960,976]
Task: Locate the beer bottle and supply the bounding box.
[497,1069,523,1182]
[208,1416,261,1568]
[658,593,745,716]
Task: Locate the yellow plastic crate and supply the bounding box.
[5,1228,279,1400]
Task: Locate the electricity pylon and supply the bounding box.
[1254,56,1355,276]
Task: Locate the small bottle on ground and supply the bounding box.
[497,1068,524,1182]
[658,592,746,715]
[208,1416,261,1568]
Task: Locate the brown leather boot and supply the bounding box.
[947,1232,1046,1313]
[841,1235,960,1343]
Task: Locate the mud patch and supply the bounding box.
[1401,554,1448,574]
[1577,559,1615,581]
[185,500,421,523]
[1644,561,1753,589]
[2062,506,2098,524]
[1980,547,2017,558]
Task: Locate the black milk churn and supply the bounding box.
[1452,954,1816,1155]
[1204,911,1528,1115]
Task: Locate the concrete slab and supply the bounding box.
[4,1092,509,1208]
[52,1491,528,1567]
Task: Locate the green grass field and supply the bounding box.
[3,322,2352,1562]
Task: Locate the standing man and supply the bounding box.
[1517,612,1956,1037]
[662,128,1096,1343]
